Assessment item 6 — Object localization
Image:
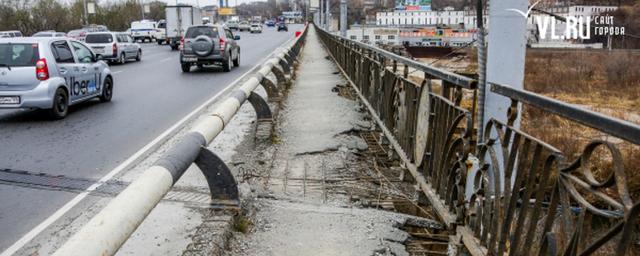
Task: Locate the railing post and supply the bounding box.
[480,0,529,196]
[483,0,528,132]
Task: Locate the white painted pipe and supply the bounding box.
[52,30,307,255]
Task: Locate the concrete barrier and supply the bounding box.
[52,25,308,256]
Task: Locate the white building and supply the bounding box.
[376,9,487,29]
[346,26,401,46]
[376,5,617,30]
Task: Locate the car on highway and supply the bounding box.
[180,25,240,73]
[0,37,113,119]
[85,32,141,64]
[238,21,250,32]
[265,20,275,27]
[155,20,167,44]
[277,22,288,32]
[225,20,239,31]
[0,30,23,38]
[250,23,263,33]
[32,31,67,37]
[67,29,87,41]
[83,24,109,32]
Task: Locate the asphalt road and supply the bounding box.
[0,25,302,252]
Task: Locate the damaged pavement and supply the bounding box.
[181,26,449,256]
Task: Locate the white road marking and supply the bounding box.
[159,57,172,62]
[0,52,277,256]
[112,71,123,75]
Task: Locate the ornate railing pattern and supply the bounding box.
[316,24,640,255]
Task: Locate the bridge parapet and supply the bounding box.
[316,24,640,256]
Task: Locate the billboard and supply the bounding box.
[282,11,302,19]
[395,0,431,11]
[218,7,236,16]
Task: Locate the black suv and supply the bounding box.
[277,22,288,32]
[180,25,241,72]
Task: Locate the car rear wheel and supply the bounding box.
[136,50,141,61]
[181,63,191,72]
[233,51,240,67]
[49,88,68,119]
[119,53,126,64]
[222,56,232,72]
[100,77,113,103]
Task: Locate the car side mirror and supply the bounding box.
[95,54,103,62]
[234,35,240,40]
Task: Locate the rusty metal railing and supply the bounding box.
[315,24,640,255]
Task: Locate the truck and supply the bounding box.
[165,5,202,50]
[130,20,157,42]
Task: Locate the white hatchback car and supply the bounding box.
[249,23,263,33]
[84,32,141,64]
[0,37,113,119]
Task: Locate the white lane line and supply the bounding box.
[112,71,123,75]
[0,51,277,256]
[159,57,172,63]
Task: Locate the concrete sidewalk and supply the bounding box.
[227,26,418,256]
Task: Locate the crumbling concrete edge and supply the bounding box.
[179,40,306,256]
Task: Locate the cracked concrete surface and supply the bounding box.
[229,26,411,256]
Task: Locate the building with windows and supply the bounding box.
[346,26,400,45]
[376,8,487,29]
[346,25,474,47]
[376,5,617,30]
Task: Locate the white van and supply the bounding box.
[130,20,157,42]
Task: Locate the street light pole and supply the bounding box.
[325,0,329,30]
[340,0,346,36]
[83,0,88,25]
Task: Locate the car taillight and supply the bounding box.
[112,43,117,56]
[179,36,184,51]
[219,38,225,52]
[35,58,49,80]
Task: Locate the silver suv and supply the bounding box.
[180,25,240,73]
[0,37,113,119]
[85,32,141,64]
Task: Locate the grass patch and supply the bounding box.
[233,214,252,234]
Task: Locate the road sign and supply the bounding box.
[310,0,319,8]
[87,2,95,14]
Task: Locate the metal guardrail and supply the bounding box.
[316,24,640,255]
[52,25,308,256]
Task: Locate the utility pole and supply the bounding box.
[339,0,346,36]
[140,0,145,20]
[318,0,327,28]
[325,0,329,30]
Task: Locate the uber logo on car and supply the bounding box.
[66,77,100,96]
